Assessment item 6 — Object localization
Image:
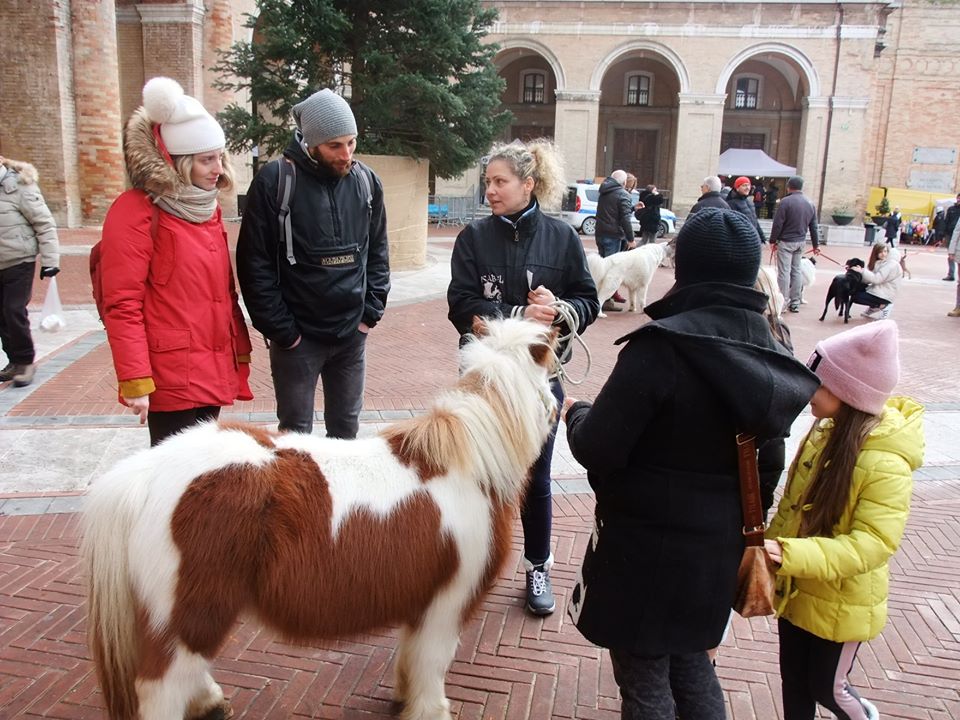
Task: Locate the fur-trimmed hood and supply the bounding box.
[123,107,184,197]
[0,158,38,186]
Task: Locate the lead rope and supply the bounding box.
[549,299,592,390]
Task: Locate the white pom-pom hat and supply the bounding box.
[142,77,225,156]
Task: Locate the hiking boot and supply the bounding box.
[12,363,35,387]
[948,307,960,318]
[524,555,555,616]
[788,304,800,313]
[942,276,955,282]
[601,300,624,313]
[0,363,16,382]
[860,697,880,720]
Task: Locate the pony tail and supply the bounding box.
[527,139,566,211]
[82,476,144,719]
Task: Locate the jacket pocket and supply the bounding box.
[148,227,177,287]
[148,328,190,390]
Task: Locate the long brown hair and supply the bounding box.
[794,403,880,537]
[867,241,888,271]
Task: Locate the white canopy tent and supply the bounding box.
[717,149,796,178]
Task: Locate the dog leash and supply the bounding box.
[550,299,591,389]
[805,248,843,267]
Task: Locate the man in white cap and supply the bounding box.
[237,88,391,438]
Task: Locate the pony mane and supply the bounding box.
[381,318,556,502]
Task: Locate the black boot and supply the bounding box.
[524,555,555,616]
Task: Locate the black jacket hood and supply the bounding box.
[619,282,819,439]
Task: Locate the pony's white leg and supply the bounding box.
[399,595,463,720]
[136,645,211,720]
[394,626,413,705]
[185,672,232,720]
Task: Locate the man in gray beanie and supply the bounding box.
[237,88,390,437]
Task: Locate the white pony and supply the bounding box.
[83,317,558,720]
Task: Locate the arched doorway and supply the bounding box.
[494,45,562,142]
[594,47,683,198]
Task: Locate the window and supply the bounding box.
[734,76,760,109]
[625,73,652,106]
[521,71,546,104]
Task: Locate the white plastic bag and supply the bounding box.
[40,276,66,332]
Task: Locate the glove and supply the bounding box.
[40,266,60,279]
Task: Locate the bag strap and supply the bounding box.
[736,433,766,548]
[276,157,297,266]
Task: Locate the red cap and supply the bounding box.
[735,176,752,190]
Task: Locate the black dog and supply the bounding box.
[819,258,866,324]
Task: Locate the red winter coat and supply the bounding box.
[100,189,253,412]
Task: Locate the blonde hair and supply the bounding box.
[172,151,235,193]
[486,139,566,211]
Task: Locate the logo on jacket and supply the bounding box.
[321,252,356,266]
[481,274,502,303]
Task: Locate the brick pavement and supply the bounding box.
[1,229,958,718]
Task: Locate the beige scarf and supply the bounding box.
[153,183,219,224]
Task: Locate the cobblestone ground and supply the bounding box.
[1,227,957,718]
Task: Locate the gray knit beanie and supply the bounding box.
[292,89,357,147]
[674,207,761,288]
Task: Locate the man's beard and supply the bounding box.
[309,148,351,177]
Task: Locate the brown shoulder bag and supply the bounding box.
[732,433,777,618]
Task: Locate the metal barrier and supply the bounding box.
[427,195,481,227]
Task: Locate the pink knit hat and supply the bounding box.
[808,319,900,415]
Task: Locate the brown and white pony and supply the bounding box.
[82,317,558,720]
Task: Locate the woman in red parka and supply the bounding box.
[100,77,252,446]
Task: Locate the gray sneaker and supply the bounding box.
[524,556,556,616]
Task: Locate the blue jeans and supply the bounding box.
[596,235,622,258]
[521,378,563,563]
[269,331,367,437]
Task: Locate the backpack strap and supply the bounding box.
[352,162,373,215]
[276,157,297,266]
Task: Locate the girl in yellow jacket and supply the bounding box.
[765,319,924,720]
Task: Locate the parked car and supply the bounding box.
[560,183,677,238]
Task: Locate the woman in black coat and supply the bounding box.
[562,209,818,719]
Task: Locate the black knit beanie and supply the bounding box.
[674,207,761,288]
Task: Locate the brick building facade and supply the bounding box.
[1,0,957,226]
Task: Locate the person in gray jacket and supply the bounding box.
[0,156,59,387]
[770,175,821,313]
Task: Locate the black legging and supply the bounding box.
[147,405,221,446]
[520,378,563,564]
[610,648,725,720]
[778,618,871,720]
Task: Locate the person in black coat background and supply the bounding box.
[726,176,767,242]
[635,184,664,245]
[562,208,819,719]
[689,175,729,214]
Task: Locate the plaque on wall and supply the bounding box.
[912,147,956,165]
[907,170,954,192]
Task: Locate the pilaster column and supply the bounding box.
[820,96,870,220]
[554,90,601,182]
[797,96,829,210]
[72,0,126,222]
[137,1,205,98]
[671,93,726,212]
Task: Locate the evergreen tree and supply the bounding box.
[214,0,510,178]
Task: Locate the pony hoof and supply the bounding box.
[188,701,234,720]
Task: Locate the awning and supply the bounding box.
[717,149,796,178]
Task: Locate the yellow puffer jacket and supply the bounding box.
[766,397,924,642]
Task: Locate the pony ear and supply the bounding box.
[471,316,489,337]
[530,327,560,367]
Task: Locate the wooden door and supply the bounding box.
[612,129,657,185]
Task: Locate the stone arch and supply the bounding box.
[590,41,690,95]
[494,38,566,91]
[715,43,820,98]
